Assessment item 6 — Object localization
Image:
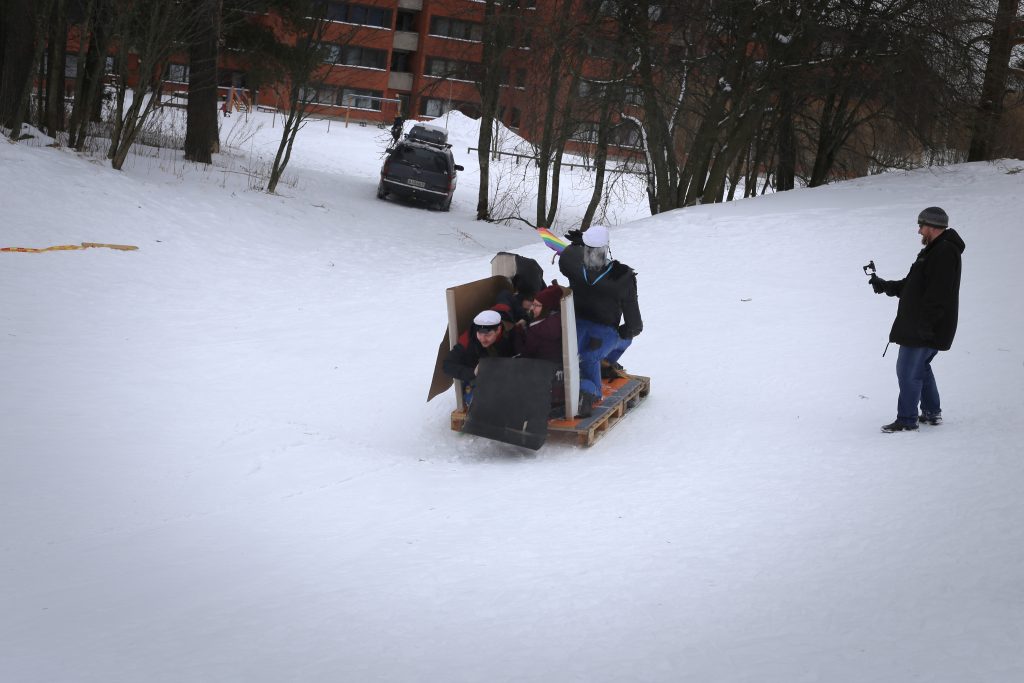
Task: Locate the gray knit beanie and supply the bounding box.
[917,206,949,228]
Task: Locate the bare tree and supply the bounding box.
[43,0,69,138]
[475,0,523,220]
[106,0,197,169]
[968,0,1022,160]
[67,0,114,151]
[261,1,359,193]
[1,0,53,140]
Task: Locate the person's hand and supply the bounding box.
[565,229,584,246]
[618,324,633,339]
[869,275,886,294]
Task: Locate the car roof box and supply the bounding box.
[407,123,449,147]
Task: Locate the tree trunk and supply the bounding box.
[1,0,38,130]
[581,99,613,229]
[475,0,506,221]
[183,0,221,163]
[268,91,301,193]
[776,90,796,192]
[44,0,68,138]
[967,0,1020,161]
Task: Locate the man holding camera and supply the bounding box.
[869,207,965,433]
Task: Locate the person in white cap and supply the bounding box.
[443,308,515,405]
[558,225,643,417]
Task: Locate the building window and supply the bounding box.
[612,122,642,147]
[65,55,78,79]
[325,44,387,69]
[167,63,190,83]
[419,97,480,118]
[300,86,339,105]
[623,85,643,106]
[572,122,599,143]
[508,107,521,128]
[391,51,412,72]
[340,87,383,110]
[395,10,416,31]
[425,57,479,82]
[321,2,392,28]
[429,16,483,42]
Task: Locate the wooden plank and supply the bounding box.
[451,374,650,448]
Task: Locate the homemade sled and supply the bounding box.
[428,252,651,449]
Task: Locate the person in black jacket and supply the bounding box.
[443,309,515,406]
[559,225,642,417]
[869,206,965,433]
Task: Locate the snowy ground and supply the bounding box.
[2,111,1023,683]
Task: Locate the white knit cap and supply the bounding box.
[583,225,610,248]
[473,310,501,326]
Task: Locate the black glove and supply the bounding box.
[869,275,886,294]
[617,324,633,340]
[565,229,584,246]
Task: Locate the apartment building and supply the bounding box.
[238,0,534,132]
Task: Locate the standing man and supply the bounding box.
[559,225,642,417]
[390,116,405,145]
[869,207,965,433]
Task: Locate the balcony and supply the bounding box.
[393,30,419,52]
[388,71,414,91]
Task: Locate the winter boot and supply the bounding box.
[578,392,598,418]
[881,420,919,433]
[601,359,629,380]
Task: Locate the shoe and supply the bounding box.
[919,413,942,426]
[600,360,629,379]
[881,421,919,433]
[578,392,598,418]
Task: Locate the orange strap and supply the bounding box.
[2,242,138,253]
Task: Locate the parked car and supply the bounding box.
[377,125,464,211]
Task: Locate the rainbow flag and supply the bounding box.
[537,227,568,254]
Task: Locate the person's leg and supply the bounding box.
[576,320,618,397]
[605,336,632,366]
[920,349,941,419]
[895,346,930,426]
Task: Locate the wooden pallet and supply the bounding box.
[450,374,650,448]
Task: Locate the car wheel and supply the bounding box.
[376,183,387,200]
[440,196,452,212]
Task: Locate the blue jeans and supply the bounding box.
[895,345,940,426]
[576,318,632,397]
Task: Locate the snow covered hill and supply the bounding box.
[2,116,1023,682]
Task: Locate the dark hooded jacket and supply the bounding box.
[443,322,515,384]
[558,244,643,338]
[514,313,562,363]
[878,228,965,350]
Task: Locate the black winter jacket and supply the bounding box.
[877,228,965,350]
[558,244,643,337]
[443,324,515,384]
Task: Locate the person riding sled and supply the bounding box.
[558,225,642,417]
[442,309,515,406]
